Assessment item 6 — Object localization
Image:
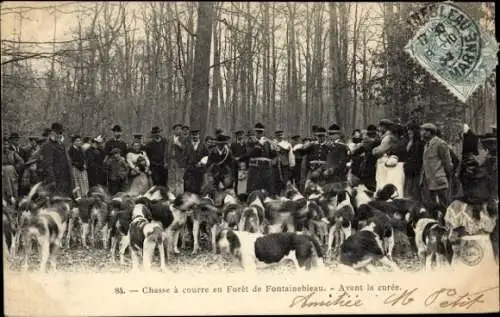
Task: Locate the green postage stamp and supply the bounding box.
[405,2,498,102]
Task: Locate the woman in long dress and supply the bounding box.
[68,135,89,197]
[445,139,498,270]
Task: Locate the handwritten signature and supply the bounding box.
[290,286,499,310]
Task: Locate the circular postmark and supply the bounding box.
[458,240,484,266]
[408,3,482,85]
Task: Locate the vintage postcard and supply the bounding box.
[2,1,498,315]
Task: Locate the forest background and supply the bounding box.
[1,2,496,151]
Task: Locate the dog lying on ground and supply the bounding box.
[216,229,324,271]
[128,203,167,272]
[340,212,400,273]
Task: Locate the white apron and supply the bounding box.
[376,155,405,197]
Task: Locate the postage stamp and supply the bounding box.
[405,2,499,103]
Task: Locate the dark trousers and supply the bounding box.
[108,179,125,195]
[291,158,302,185]
[404,174,421,202]
[247,164,274,194]
[274,165,291,196]
[150,164,167,187]
[422,183,449,216]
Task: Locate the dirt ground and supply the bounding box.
[6,230,421,274]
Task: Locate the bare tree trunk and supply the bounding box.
[190,2,214,138]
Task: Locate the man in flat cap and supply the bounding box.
[231,130,247,194]
[105,124,128,158]
[245,123,278,194]
[145,126,168,187]
[271,129,295,195]
[184,129,209,194]
[39,123,73,197]
[420,123,453,213]
[166,123,187,195]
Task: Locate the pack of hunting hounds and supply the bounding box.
[2,180,498,274]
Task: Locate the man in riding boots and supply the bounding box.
[145,126,168,187]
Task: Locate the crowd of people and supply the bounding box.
[2,119,497,216]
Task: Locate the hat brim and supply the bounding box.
[254,128,265,132]
[328,129,341,134]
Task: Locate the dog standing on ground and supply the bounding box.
[216,229,324,271]
[128,203,167,272]
[20,199,72,272]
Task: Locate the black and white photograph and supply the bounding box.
[2,1,499,315]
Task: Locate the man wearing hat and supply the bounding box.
[128,133,145,153]
[145,126,168,187]
[420,123,453,212]
[300,126,329,187]
[245,123,278,194]
[166,123,187,195]
[350,124,380,191]
[39,123,73,197]
[325,123,350,185]
[20,135,39,162]
[230,130,247,194]
[104,124,128,158]
[86,136,106,187]
[200,134,234,194]
[271,129,295,195]
[184,129,209,194]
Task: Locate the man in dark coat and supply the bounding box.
[230,130,246,194]
[203,134,234,194]
[351,125,380,191]
[104,124,128,157]
[86,136,106,187]
[39,123,73,197]
[166,123,187,195]
[244,123,278,195]
[184,130,209,194]
[144,126,168,187]
[300,126,329,187]
[326,123,350,184]
[403,121,425,201]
